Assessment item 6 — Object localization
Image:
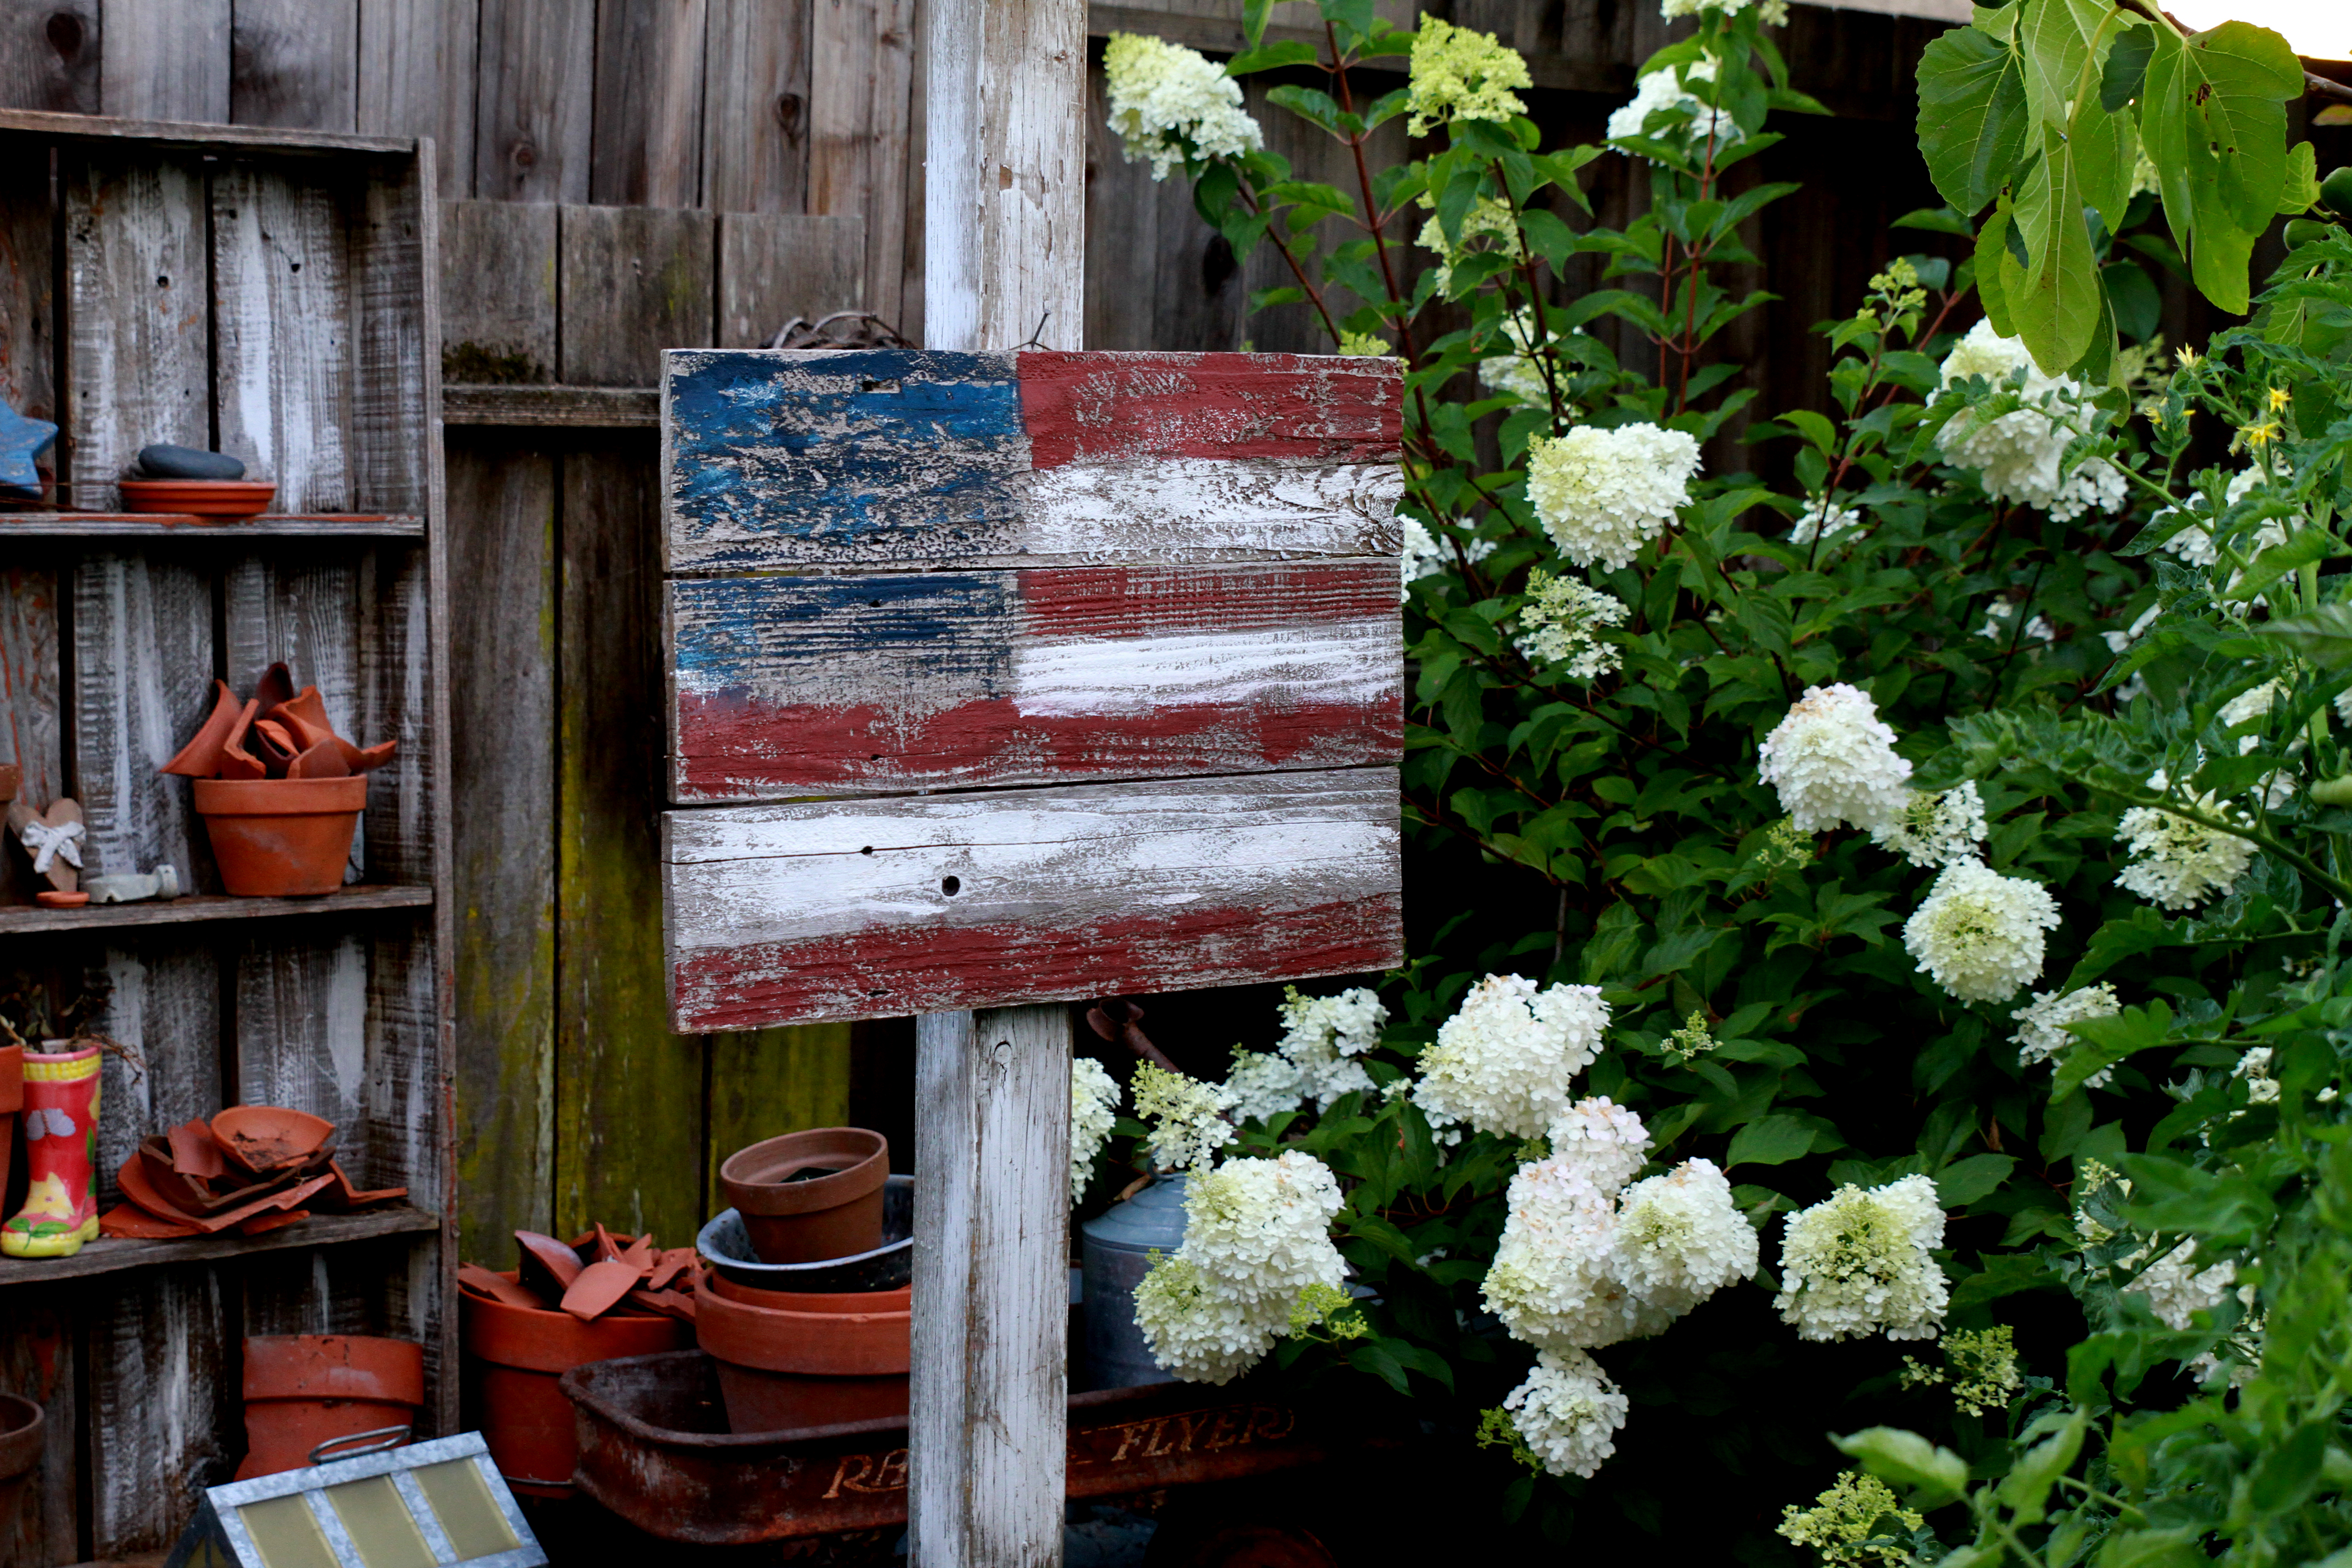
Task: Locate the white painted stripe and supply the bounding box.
[664,771,1399,953]
[1008,623,1397,716]
[1014,458,1404,561]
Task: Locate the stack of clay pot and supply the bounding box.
[236,1335,423,1479]
[695,1128,910,1432]
[99,1106,407,1240]
[459,1227,699,1496]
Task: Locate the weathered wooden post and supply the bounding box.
[913,1,1086,1561]
[657,20,1403,1568]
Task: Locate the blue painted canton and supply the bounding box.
[670,572,1016,715]
[666,349,1031,569]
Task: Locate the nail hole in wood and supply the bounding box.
[45,13,81,55]
[860,846,874,855]
[941,876,960,896]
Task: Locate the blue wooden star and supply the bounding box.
[0,401,55,499]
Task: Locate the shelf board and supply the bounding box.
[443,383,659,428]
[0,1206,441,1288]
[0,885,433,935]
[0,513,424,538]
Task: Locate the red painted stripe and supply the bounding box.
[672,895,1405,1030]
[673,691,1405,799]
[1013,564,1398,640]
[1016,352,1402,469]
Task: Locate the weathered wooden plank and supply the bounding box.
[359,929,446,1416]
[667,560,1403,801]
[911,1003,1069,1568]
[663,767,1404,1029]
[701,0,810,216]
[0,105,410,153]
[437,199,558,385]
[86,1268,230,1555]
[662,348,1404,572]
[72,553,213,886]
[558,204,715,387]
[0,561,61,908]
[211,162,355,513]
[0,150,55,426]
[0,2,99,114]
[716,212,862,348]
[703,1020,855,1197]
[446,434,555,1265]
[97,0,230,122]
[351,153,436,515]
[61,153,210,510]
[94,938,222,1214]
[0,885,432,934]
[557,438,706,1242]
[442,384,657,426]
[808,0,914,328]
[230,0,359,130]
[0,1289,78,1567]
[473,0,593,202]
[590,0,707,209]
[924,0,1084,354]
[358,0,480,197]
[0,1205,436,1285]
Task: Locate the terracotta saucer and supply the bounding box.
[117,480,275,519]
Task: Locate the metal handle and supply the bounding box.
[309,1424,412,1465]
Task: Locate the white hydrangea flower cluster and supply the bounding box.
[1221,1050,1305,1124]
[1103,33,1265,181]
[1416,197,1522,300]
[1901,858,2061,1003]
[1514,570,1630,681]
[1217,987,1389,1121]
[1070,1057,1120,1204]
[1548,1097,1655,1196]
[2159,466,2291,580]
[2076,1171,2259,1385]
[1131,1063,1235,1171]
[1415,975,1611,1139]
[2114,792,2257,910]
[1663,0,1790,19]
[1774,1175,1950,1342]
[1935,321,2127,520]
[1131,1151,1348,1384]
[1790,497,1862,546]
[1479,308,1565,407]
[1401,518,1497,600]
[1607,59,1741,156]
[1502,1348,1632,1479]
[2011,984,2122,1088]
[1483,1141,1758,1351]
[1526,423,1702,571]
[1870,781,1988,868]
[1758,683,1913,834]
[1404,18,1531,137]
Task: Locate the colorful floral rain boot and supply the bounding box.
[1,1043,101,1258]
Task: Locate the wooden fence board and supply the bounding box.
[664,767,1403,1029]
[358,0,481,197]
[211,163,356,512]
[808,0,914,328]
[94,937,224,1213]
[556,440,705,1242]
[473,0,593,202]
[98,0,230,122]
[437,198,557,384]
[0,561,61,908]
[0,1289,78,1566]
[85,1267,230,1555]
[667,560,1403,801]
[0,2,99,115]
[230,0,360,131]
[447,436,555,1261]
[558,204,715,387]
[0,151,55,424]
[715,211,862,348]
[590,0,708,209]
[71,553,213,887]
[701,0,810,216]
[662,348,1404,572]
[62,153,210,510]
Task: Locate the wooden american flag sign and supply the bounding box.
[660,349,1406,1030]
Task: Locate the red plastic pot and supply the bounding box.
[462,1270,690,1495]
[692,1274,909,1433]
[193,776,366,896]
[717,1128,888,1265]
[235,1335,424,1480]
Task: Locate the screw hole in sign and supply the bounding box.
[860,846,874,855]
[941,876,961,896]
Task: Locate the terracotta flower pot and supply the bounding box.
[717,1128,888,1265]
[0,1392,40,1545]
[462,1270,690,1495]
[691,1273,909,1434]
[235,1335,424,1480]
[194,776,366,896]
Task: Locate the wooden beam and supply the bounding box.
[915,0,1084,1558]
